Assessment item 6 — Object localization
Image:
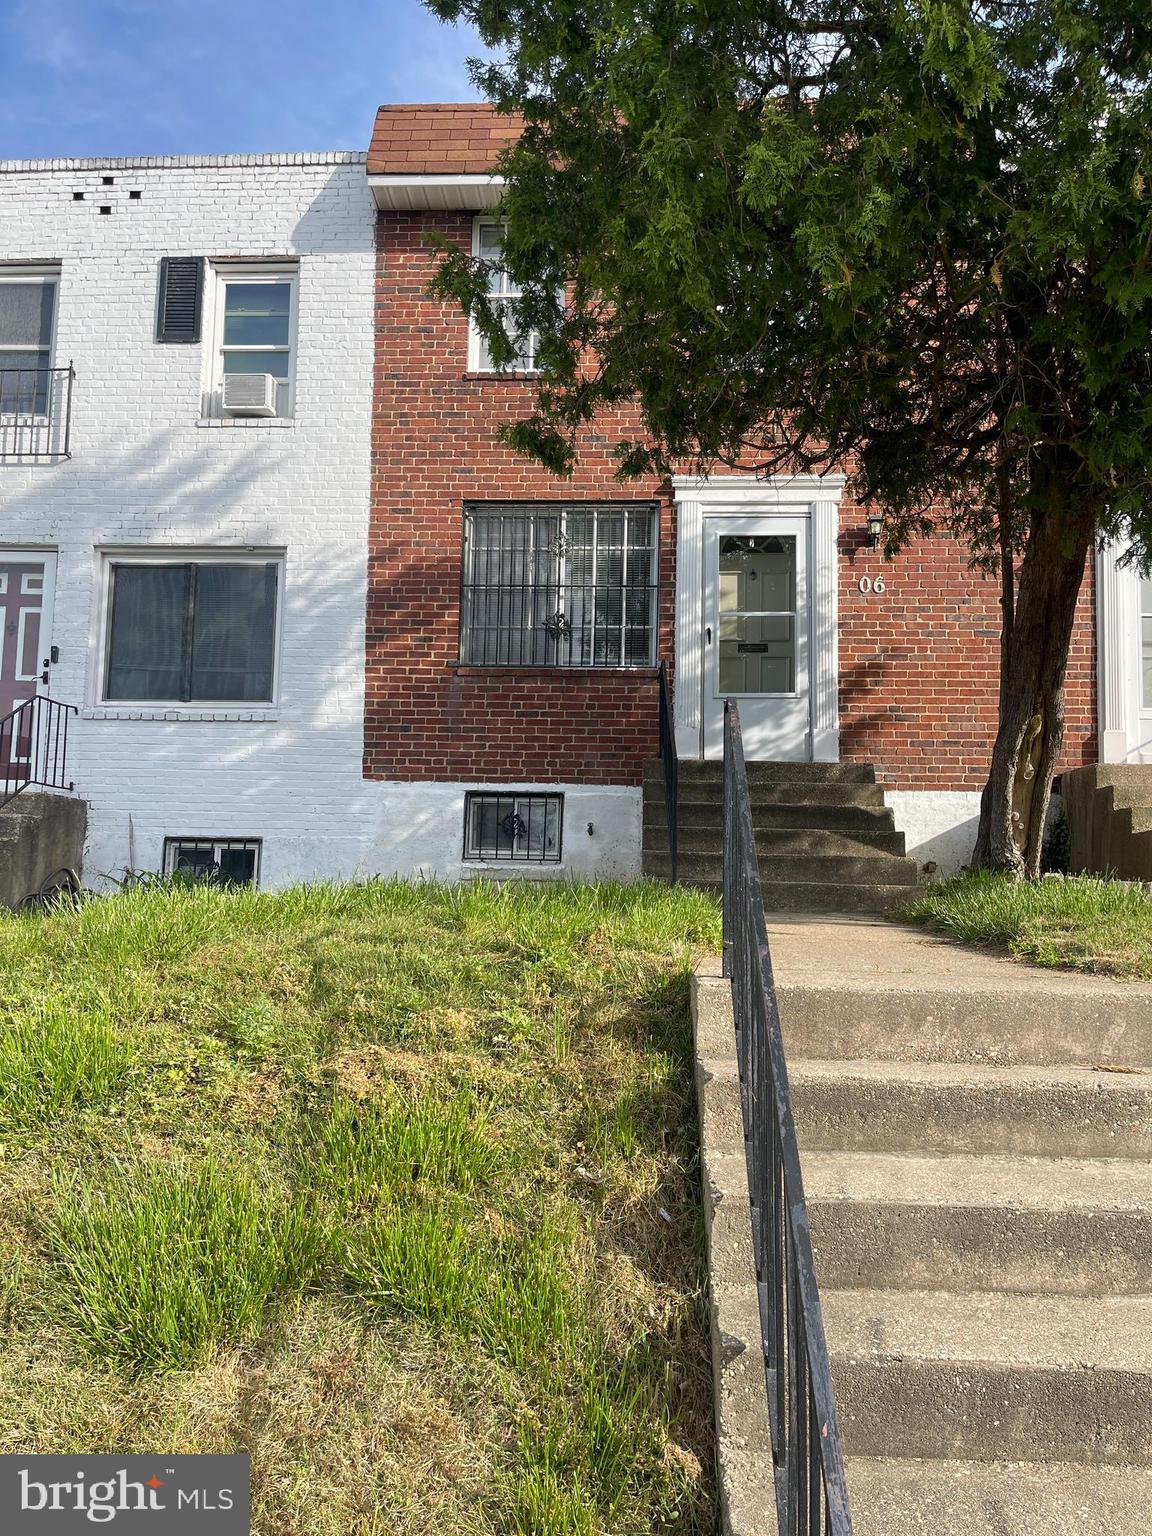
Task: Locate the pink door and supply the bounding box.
[0,554,54,783]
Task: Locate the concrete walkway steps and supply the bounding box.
[846,1457,1152,1536]
[693,918,1152,1534]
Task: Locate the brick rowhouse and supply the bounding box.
[362,104,1097,877]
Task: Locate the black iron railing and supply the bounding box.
[0,364,74,459]
[1,695,77,810]
[657,659,679,882]
[722,698,852,1535]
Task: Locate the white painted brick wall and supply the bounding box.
[0,154,380,887]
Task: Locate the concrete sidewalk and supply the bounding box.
[765,914,1152,1067]
[694,914,1152,1536]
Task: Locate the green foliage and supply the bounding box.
[343,1204,581,1368]
[902,869,1152,975]
[307,1090,501,1205]
[1042,802,1072,874]
[426,0,1152,563]
[0,879,719,1533]
[45,1162,323,1371]
[0,997,134,1133]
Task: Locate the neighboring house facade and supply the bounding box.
[362,104,1097,881]
[0,152,377,887]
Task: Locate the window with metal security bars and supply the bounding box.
[164,837,261,886]
[463,793,562,864]
[461,503,658,667]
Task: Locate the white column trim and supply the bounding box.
[811,498,840,761]
[1096,541,1127,762]
[672,496,703,756]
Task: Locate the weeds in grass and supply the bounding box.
[342,1202,582,1370]
[902,870,1152,978]
[308,1090,500,1207]
[0,998,134,1133]
[0,878,720,1532]
[46,1163,323,1371]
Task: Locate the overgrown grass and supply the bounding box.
[0,878,719,1534]
[901,870,1152,978]
[48,1163,324,1371]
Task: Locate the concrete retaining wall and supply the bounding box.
[0,793,87,908]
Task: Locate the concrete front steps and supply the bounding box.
[695,923,1152,1533]
[642,758,919,912]
[1063,762,1152,879]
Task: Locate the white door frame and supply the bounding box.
[0,547,57,699]
[672,475,845,760]
[1097,540,1152,762]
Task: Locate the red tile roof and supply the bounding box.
[367,104,522,177]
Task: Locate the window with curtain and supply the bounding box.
[0,272,57,413]
[460,502,659,667]
[104,559,280,703]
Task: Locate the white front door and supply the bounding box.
[702,515,810,759]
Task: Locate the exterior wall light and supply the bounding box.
[867,514,885,549]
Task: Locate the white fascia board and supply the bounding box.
[671,472,848,509]
[368,174,505,211]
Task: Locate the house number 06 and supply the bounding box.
[858,575,886,595]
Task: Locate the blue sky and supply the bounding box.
[0,0,484,158]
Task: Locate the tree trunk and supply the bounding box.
[972,496,1094,878]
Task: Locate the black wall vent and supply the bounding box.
[156,257,204,343]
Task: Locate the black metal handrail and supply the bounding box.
[657,659,679,882]
[0,364,74,460]
[1,695,77,810]
[722,698,852,1535]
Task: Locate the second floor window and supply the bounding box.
[103,557,281,704]
[461,502,658,667]
[0,268,58,414]
[208,265,297,418]
[470,219,540,373]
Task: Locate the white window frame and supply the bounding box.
[164,836,262,886]
[95,548,286,710]
[468,218,541,374]
[0,264,60,419]
[201,261,299,420]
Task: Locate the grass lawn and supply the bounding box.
[0,878,721,1535]
[901,870,1152,979]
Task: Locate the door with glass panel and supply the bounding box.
[0,552,56,783]
[702,517,809,759]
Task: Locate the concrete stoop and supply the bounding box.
[642,759,919,912]
[693,920,1152,1535]
[0,791,86,909]
[1063,762,1152,880]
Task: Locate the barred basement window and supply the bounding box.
[463,793,562,864]
[461,502,658,667]
[164,838,261,886]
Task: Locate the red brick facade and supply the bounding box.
[837,523,1096,791]
[365,200,1097,793]
[366,210,676,786]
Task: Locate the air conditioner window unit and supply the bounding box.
[221,371,278,416]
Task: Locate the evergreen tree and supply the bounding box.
[428,0,1152,874]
